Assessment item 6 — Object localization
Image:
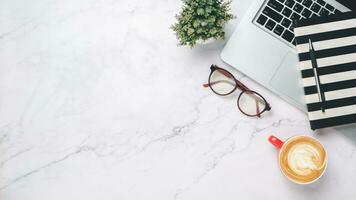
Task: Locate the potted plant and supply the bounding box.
[171,0,234,48]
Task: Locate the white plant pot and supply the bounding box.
[195,37,225,49]
[196,38,216,45]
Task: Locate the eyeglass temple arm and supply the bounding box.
[203,80,236,88]
[217,69,234,78]
[235,79,251,92]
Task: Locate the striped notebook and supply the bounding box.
[294,12,356,130]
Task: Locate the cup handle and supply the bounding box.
[268,135,284,149]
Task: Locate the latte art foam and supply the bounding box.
[287,143,323,176]
[279,136,327,184]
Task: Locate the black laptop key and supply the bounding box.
[295,0,302,2]
[281,18,292,28]
[290,23,295,31]
[290,13,301,21]
[268,0,284,12]
[257,14,268,25]
[293,3,304,13]
[311,3,321,13]
[282,7,292,17]
[302,0,312,8]
[282,30,294,42]
[292,39,296,46]
[316,0,326,6]
[285,0,295,8]
[274,25,285,36]
[265,19,276,30]
[263,6,283,22]
[325,4,335,12]
[319,8,329,16]
[302,8,312,18]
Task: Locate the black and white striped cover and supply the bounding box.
[294,12,356,130]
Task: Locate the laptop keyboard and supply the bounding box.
[255,0,341,46]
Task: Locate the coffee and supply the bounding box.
[279,136,327,184]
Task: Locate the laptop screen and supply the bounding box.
[336,0,356,10]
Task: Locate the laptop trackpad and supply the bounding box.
[269,51,305,108]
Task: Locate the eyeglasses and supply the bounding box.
[203,65,271,117]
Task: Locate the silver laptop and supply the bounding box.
[221,0,352,111]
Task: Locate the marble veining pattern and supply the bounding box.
[0,0,356,199]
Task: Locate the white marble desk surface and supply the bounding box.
[0,0,355,199]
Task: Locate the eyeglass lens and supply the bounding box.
[238,91,267,116]
[209,69,236,95]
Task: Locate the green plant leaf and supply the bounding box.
[197,8,205,15]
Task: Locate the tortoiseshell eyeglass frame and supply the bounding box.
[203,64,271,117]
